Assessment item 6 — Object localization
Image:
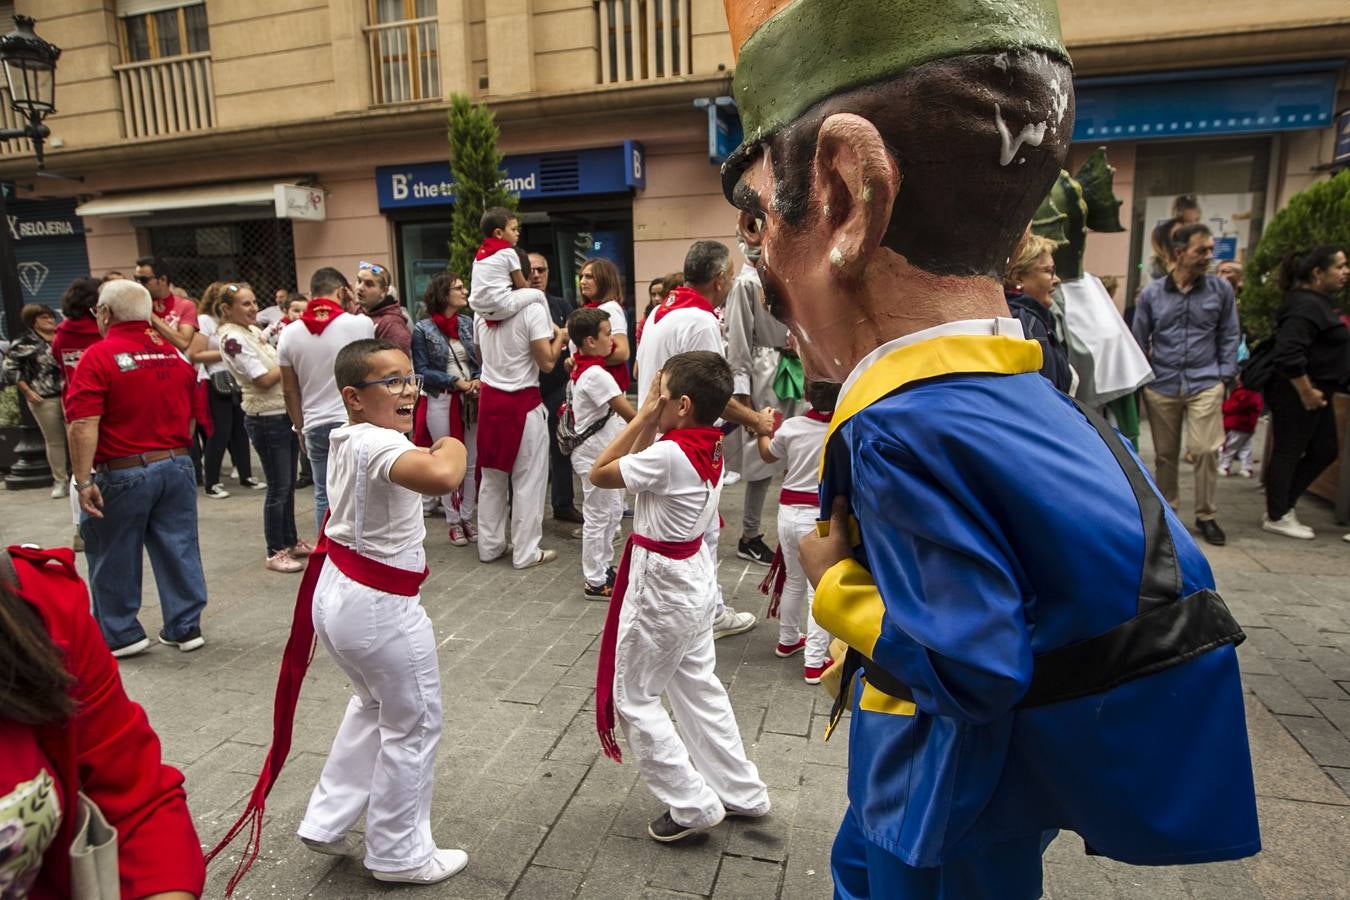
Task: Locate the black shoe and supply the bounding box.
[1196,518,1226,547]
[583,581,613,601]
[158,627,205,653]
[606,566,617,586]
[647,811,717,843]
[554,507,585,524]
[737,535,774,566]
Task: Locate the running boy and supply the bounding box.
[756,380,839,684]
[296,338,469,885]
[590,351,770,843]
[469,206,547,321]
[565,306,637,599]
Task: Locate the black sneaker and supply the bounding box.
[605,566,617,586]
[737,535,774,566]
[158,627,205,653]
[583,581,613,601]
[647,811,718,843]
[1195,518,1226,547]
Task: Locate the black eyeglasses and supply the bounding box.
[135,275,153,284]
[352,374,423,394]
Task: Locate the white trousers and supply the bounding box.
[298,562,443,872]
[614,547,769,828]
[421,393,477,523]
[572,436,624,586]
[1219,429,1255,474]
[477,404,548,568]
[776,503,833,667]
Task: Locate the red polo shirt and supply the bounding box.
[65,321,197,465]
[152,294,199,332]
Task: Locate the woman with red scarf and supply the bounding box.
[411,273,480,545]
[577,258,631,391]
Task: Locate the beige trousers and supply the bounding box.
[26,395,68,482]
[1143,383,1225,521]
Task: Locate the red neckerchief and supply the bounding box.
[570,353,609,383]
[475,237,514,261]
[659,425,724,485]
[430,312,460,342]
[805,409,833,423]
[299,297,345,336]
[651,286,715,324]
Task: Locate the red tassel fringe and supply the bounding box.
[759,546,787,618]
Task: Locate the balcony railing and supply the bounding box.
[597,0,691,84]
[114,52,216,140]
[0,87,31,157]
[366,17,441,106]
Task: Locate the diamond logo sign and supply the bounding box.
[17,261,49,296]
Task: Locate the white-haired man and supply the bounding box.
[66,279,209,658]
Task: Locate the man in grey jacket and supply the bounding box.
[1131,222,1240,546]
[723,241,800,565]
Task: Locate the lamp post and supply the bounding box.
[0,14,60,490]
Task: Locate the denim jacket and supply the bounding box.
[411,315,479,396]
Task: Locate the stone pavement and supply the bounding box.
[2,422,1349,899]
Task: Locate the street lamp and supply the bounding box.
[0,15,60,490]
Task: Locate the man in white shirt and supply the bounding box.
[278,267,375,530]
[473,284,568,568]
[633,240,774,640]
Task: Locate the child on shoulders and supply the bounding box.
[564,306,637,599]
[589,351,770,844]
[469,206,547,322]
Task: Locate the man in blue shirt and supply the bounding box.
[1131,223,1241,546]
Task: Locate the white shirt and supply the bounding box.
[569,300,629,357]
[620,441,719,542]
[323,422,426,571]
[197,315,228,378]
[768,413,830,494]
[469,246,522,318]
[634,306,723,408]
[839,317,1025,403]
[276,312,376,432]
[475,303,553,391]
[256,305,284,327]
[572,365,621,431]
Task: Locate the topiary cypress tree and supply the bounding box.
[1242,170,1350,336]
[447,93,519,284]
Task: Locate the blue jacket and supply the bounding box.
[411,315,479,396]
[1131,273,1240,397]
[813,333,1259,869]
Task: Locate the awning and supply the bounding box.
[1073,60,1343,143]
[75,180,292,218]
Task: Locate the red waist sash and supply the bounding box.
[596,532,704,762]
[206,523,428,896]
[759,488,819,617]
[477,382,542,472]
[780,488,818,507]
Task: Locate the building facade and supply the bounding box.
[1,0,1347,320]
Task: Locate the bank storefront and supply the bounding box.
[376,142,646,307]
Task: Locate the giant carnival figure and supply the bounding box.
[718,1,1260,898]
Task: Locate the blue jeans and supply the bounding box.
[305,419,342,531]
[245,413,299,555]
[81,454,208,649]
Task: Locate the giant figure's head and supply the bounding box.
[723,0,1075,380]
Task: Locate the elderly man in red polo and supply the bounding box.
[66,278,210,659]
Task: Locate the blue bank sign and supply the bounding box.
[377,141,645,211]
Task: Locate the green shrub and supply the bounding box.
[1242,170,1350,336]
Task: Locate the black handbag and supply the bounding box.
[209,369,241,398]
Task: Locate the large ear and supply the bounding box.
[811,113,899,277]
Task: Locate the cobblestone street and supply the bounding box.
[4,422,1349,899]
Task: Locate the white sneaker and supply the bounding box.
[712,606,756,640]
[724,470,742,485]
[516,548,557,569]
[371,848,468,884]
[265,550,305,573]
[51,481,69,499]
[1262,512,1315,540]
[300,834,362,858]
[204,484,230,499]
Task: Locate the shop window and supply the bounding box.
[148,219,297,301]
[118,1,210,63]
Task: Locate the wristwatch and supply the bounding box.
[74,478,95,491]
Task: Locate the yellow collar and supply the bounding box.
[820,334,1043,477]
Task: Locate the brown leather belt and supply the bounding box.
[96,447,192,472]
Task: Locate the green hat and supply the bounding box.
[724,0,1071,176]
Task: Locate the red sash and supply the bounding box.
[205,522,428,896]
[476,382,542,472]
[759,489,820,617]
[595,532,704,762]
[475,237,514,261]
[298,297,345,336]
[651,286,715,324]
[412,315,469,447]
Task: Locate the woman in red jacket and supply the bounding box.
[0,545,205,898]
